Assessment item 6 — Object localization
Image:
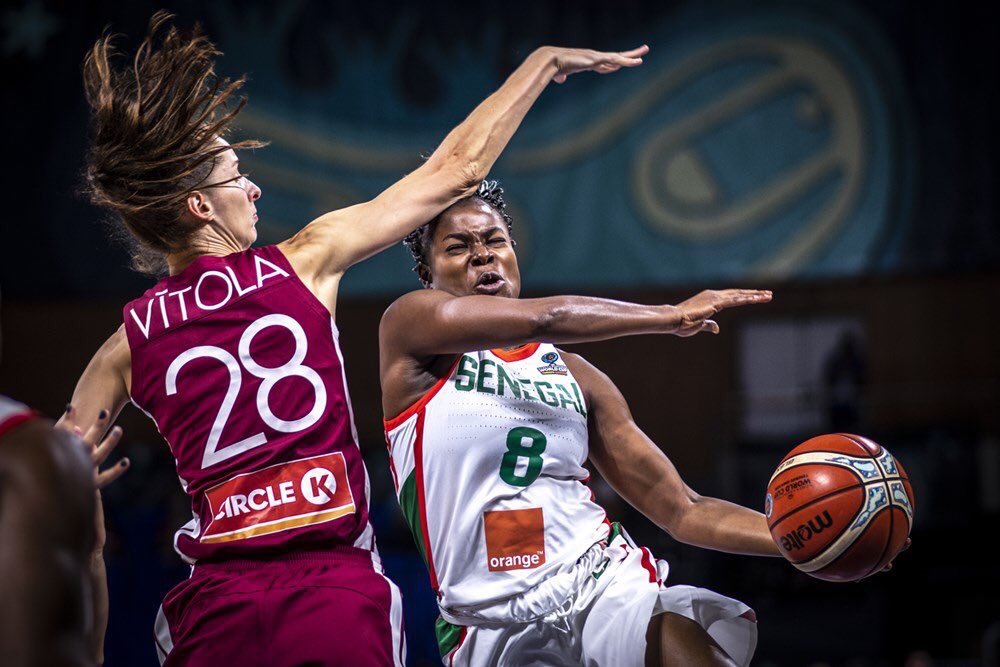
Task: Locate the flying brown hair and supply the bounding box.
[82,11,264,275]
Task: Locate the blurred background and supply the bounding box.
[1,0,997,664]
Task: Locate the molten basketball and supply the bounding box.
[764,433,914,582]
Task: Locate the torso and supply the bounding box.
[123,245,374,563]
[383,343,609,612]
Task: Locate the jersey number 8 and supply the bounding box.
[499,426,547,487]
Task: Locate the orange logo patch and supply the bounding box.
[202,452,356,544]
[484,508,546,572]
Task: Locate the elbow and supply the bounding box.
[429,155,484,199]
[528,302,561,339]
[662,489,702,541]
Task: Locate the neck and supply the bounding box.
[166,225,245,275]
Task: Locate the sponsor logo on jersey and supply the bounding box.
[779,510,834,552]
[201,452,356,543]
[484,507,546,572]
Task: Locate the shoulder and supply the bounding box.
[558,350,604,385]
[0,419,91,499]
[557,349,625,408]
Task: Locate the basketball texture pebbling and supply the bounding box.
[764,433,914,582]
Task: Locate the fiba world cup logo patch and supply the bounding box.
[538,351,568,376]
[764,493,773,519]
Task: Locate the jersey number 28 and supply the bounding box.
[165,314,327,468]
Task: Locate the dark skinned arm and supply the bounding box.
[0,420,96,666]
[562,352,780,556]
[380,287,772,357]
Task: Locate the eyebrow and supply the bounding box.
[442,227,502,243]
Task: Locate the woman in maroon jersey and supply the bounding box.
[60,11,647,666]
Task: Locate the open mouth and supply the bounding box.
[474,271,506,295]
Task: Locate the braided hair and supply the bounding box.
[403,180,515,287]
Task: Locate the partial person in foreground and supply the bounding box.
[0,399,127,667]
[379,181,775,667]
[62,11,648,666]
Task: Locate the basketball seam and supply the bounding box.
[813,497,892,579]
[860,484,896,580]
[769,450,884,487]
[796,488,882,571]
[767,481,864,531]
[838,433,880,458]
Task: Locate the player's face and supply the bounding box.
[198,139,262,250]
[426,200,520,298]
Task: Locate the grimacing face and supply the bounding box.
[197,138,262,250]
[425,198,521,299]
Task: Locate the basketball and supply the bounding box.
[764,433,915,582]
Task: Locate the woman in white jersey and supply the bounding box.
[380,182,776,666]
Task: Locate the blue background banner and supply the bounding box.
[0,0,993,299]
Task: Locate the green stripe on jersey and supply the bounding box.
[435,616,463,658]
[399,470,431,569]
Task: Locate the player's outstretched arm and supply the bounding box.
[380,288,771,356]
[280,46,648,285]
[562,352,781,557]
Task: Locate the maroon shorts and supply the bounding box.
[154,547,404,666]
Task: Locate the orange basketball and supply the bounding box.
[764,433,914,582]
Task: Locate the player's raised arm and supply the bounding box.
[279,45,648,281]
[380,288,772,357]
[561,351,780,557]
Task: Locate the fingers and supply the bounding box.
[96,457,130,489]
[619,45,650,58]
[93,425,124,467]
[83,409,112,448]
[716,289,773,310]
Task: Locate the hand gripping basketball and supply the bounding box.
[672,289,773,337]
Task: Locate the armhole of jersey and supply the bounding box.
[384,356,462,432]
[267,245,341,323]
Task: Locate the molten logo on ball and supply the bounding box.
[779,511,834,552]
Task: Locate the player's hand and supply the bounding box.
[881,538,912,573]
[537,45,649,84]
[64,405,129,489]
[671,289,773,336]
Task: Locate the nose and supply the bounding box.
[247,178,262,202]
[470,243,494,266]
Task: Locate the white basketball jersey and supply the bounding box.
[384,343,610,613]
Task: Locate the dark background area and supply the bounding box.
[1,0,998,665]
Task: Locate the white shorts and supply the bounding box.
[438,527,757,667]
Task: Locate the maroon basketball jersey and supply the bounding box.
[124,246,375,563]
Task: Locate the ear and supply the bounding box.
[184,191,214,223]
[417,263,433,288]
